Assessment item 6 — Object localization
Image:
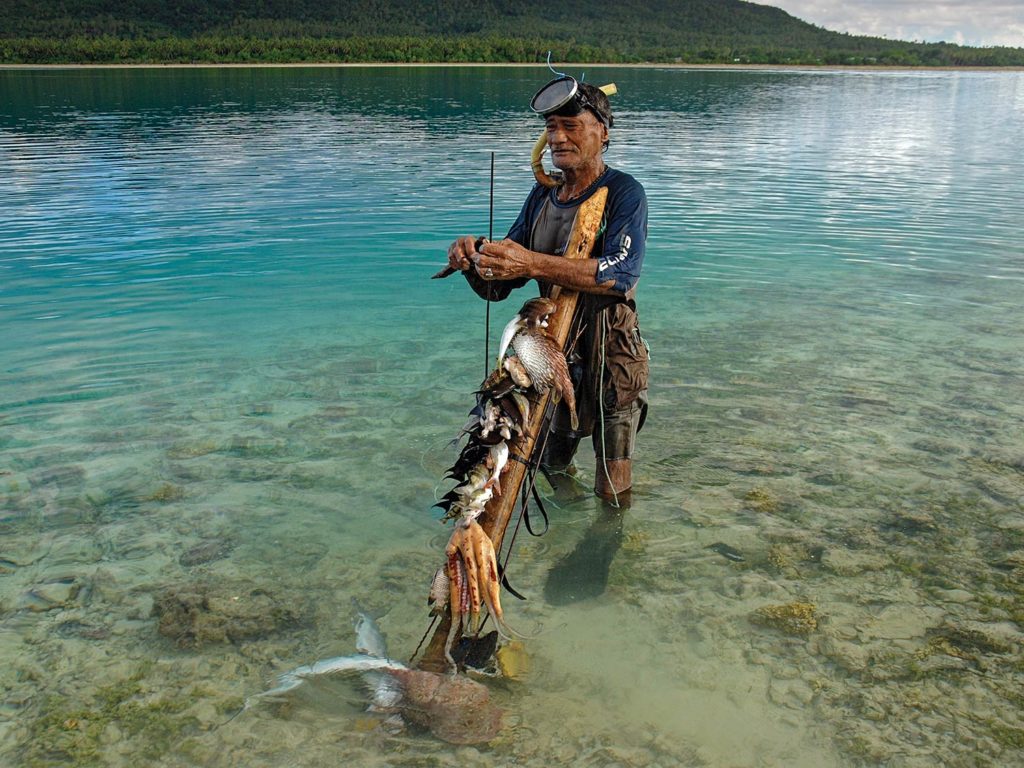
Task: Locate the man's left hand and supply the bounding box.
[473,239,534,281]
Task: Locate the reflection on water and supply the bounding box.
[1,66,1023,767]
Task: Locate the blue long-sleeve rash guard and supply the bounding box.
[505,167,648,295]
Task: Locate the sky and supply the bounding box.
[761,0,1024,48]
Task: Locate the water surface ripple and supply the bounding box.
[1,66,1022,767]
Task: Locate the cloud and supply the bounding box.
[762,0,1024,48]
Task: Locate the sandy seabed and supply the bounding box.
[2,272,1022,767]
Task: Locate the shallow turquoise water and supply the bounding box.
[1,66,1023,767]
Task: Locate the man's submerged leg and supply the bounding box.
[595,457,632,502]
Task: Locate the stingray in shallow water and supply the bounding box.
[388,667,504,744]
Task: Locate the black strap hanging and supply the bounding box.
[499,563,527,601]
[526,482,551,536]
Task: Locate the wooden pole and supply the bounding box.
[417,187,609,672]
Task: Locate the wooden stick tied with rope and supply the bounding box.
[417,186,609,671]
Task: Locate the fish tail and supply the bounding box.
[565,389,579,431]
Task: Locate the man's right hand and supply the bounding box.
[446,236,479,273]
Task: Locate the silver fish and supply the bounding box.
[487,442,509,491]
[352,599,403,711]
[241,600,403,716]
[242,656,402,712]
[241,602,505,743]
[353,599,388,658]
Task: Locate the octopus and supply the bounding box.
[443,519,515,669]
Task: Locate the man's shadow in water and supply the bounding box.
[541,477,630,606]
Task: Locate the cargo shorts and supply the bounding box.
[544,389,648,469]
[593,388,648,461]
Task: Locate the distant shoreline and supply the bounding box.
[3,62,1024,72]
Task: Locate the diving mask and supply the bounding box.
[530,76,613,127]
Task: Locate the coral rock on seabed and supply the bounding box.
[152,583,304,647]
[743,486,782,514]
[751,602,819,636]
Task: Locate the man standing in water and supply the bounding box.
[446,77,649,602]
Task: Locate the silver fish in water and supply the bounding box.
[351,600,402,712]
[241,655,402,712]
[242,600,402,714]
[353,598,388,658]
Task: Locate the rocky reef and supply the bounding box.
[750,601,819,636]
[153,582,306,647]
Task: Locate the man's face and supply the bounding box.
[545,111,608,172]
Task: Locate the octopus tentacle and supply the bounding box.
[457,555,470,616]
[458,524,482,633]
[443,544,465,669]
[472,523,526,640]
[471,526,505,639]
[443,612,462,671]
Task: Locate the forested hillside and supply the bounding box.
[3,0,1022,65]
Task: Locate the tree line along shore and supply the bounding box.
[3,35,1023,67]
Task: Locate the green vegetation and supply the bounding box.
[744,486,782,514]
[24,665,198,767]
[2,0,1023,65]
[989,724,1024,750]
[750,601,819,635]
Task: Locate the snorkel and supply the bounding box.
[530,65,617,188]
